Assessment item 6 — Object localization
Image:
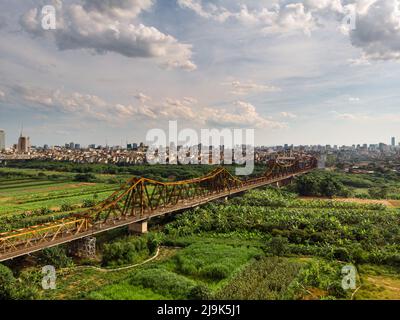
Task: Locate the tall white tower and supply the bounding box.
[0,129,5,151]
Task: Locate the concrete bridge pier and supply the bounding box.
[69,236,96,258]
[129,220,148,234]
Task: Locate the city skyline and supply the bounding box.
[2,127,400,149]
[1,1,400,146]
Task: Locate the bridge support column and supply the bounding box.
[129,220,148,234]
[70,236,96,258]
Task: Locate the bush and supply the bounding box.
[37,246,73,268]
[331,247,351,262]
[0,264,16,300]
[74,173,96,182]
[268,237,289,256]
[102,236,149,267]
[82,199,96,208]
[60,203,74,212]
[188,284,212,300]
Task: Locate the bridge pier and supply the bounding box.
[69,236,96,258]
[129,220,148,234]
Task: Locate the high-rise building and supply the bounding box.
[391,137,396,147]
[17,134,30,153]
[0,129,5,151]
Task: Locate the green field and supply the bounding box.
[0,175,119,231]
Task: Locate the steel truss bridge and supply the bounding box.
[0,155,317,262]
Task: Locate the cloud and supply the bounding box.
[135,92,152,103]
[82,0,154,19]
[348,0,400,61]
[177,0,337,36]
[225,80,280,96]
[203,101,286,128]
[20,1,196,71]
[335,112,357,120]
[0,90,5,100]
[9,85,283,129]
[177,0,400,63]
[280,111,297,118]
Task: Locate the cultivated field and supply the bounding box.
[0,174,119,232]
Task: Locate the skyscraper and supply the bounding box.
[0,129,5,151]
[17,132,30,153]
[392,137,396,147]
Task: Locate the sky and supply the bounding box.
[1,0,400,147]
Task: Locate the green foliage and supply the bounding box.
[82,199,96,208]
[368,187,389,199]
[129,267,197,299]
[0,264,16,300]
[294,172,349,198]
[102,236,150,267]
[74,173,96,182]
[268,237,289,256]
[165,188,400,266]
[215,257,302,300]
[188,284,212,300]
[60,202,74,212]
[290,260,349,299]
[37,246,74,268]
[172,243,261,281]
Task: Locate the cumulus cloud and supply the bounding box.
[135,92,152,103]
[20,0,196,71]
[225,80,280,96]
[203,101,285,128]
[177,0,336,35]
[348,0,400,61]
[178,0,400,63]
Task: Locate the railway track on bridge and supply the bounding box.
[0,155,318,262]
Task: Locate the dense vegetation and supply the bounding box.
[290,169,400,200]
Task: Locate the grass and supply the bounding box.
[355,264,400,300]
[83,241,262,300]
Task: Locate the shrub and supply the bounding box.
[74,173,96,182]
[268,237,289,256]
[37,246,73,268]
[60,203,74,212]
[0,264,16,300]
[82,199,96,208]
[188,284,212,300]
[102,237,149,267]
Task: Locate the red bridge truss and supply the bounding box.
[0,155,318,262]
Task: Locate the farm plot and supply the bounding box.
[0,178,119,230]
